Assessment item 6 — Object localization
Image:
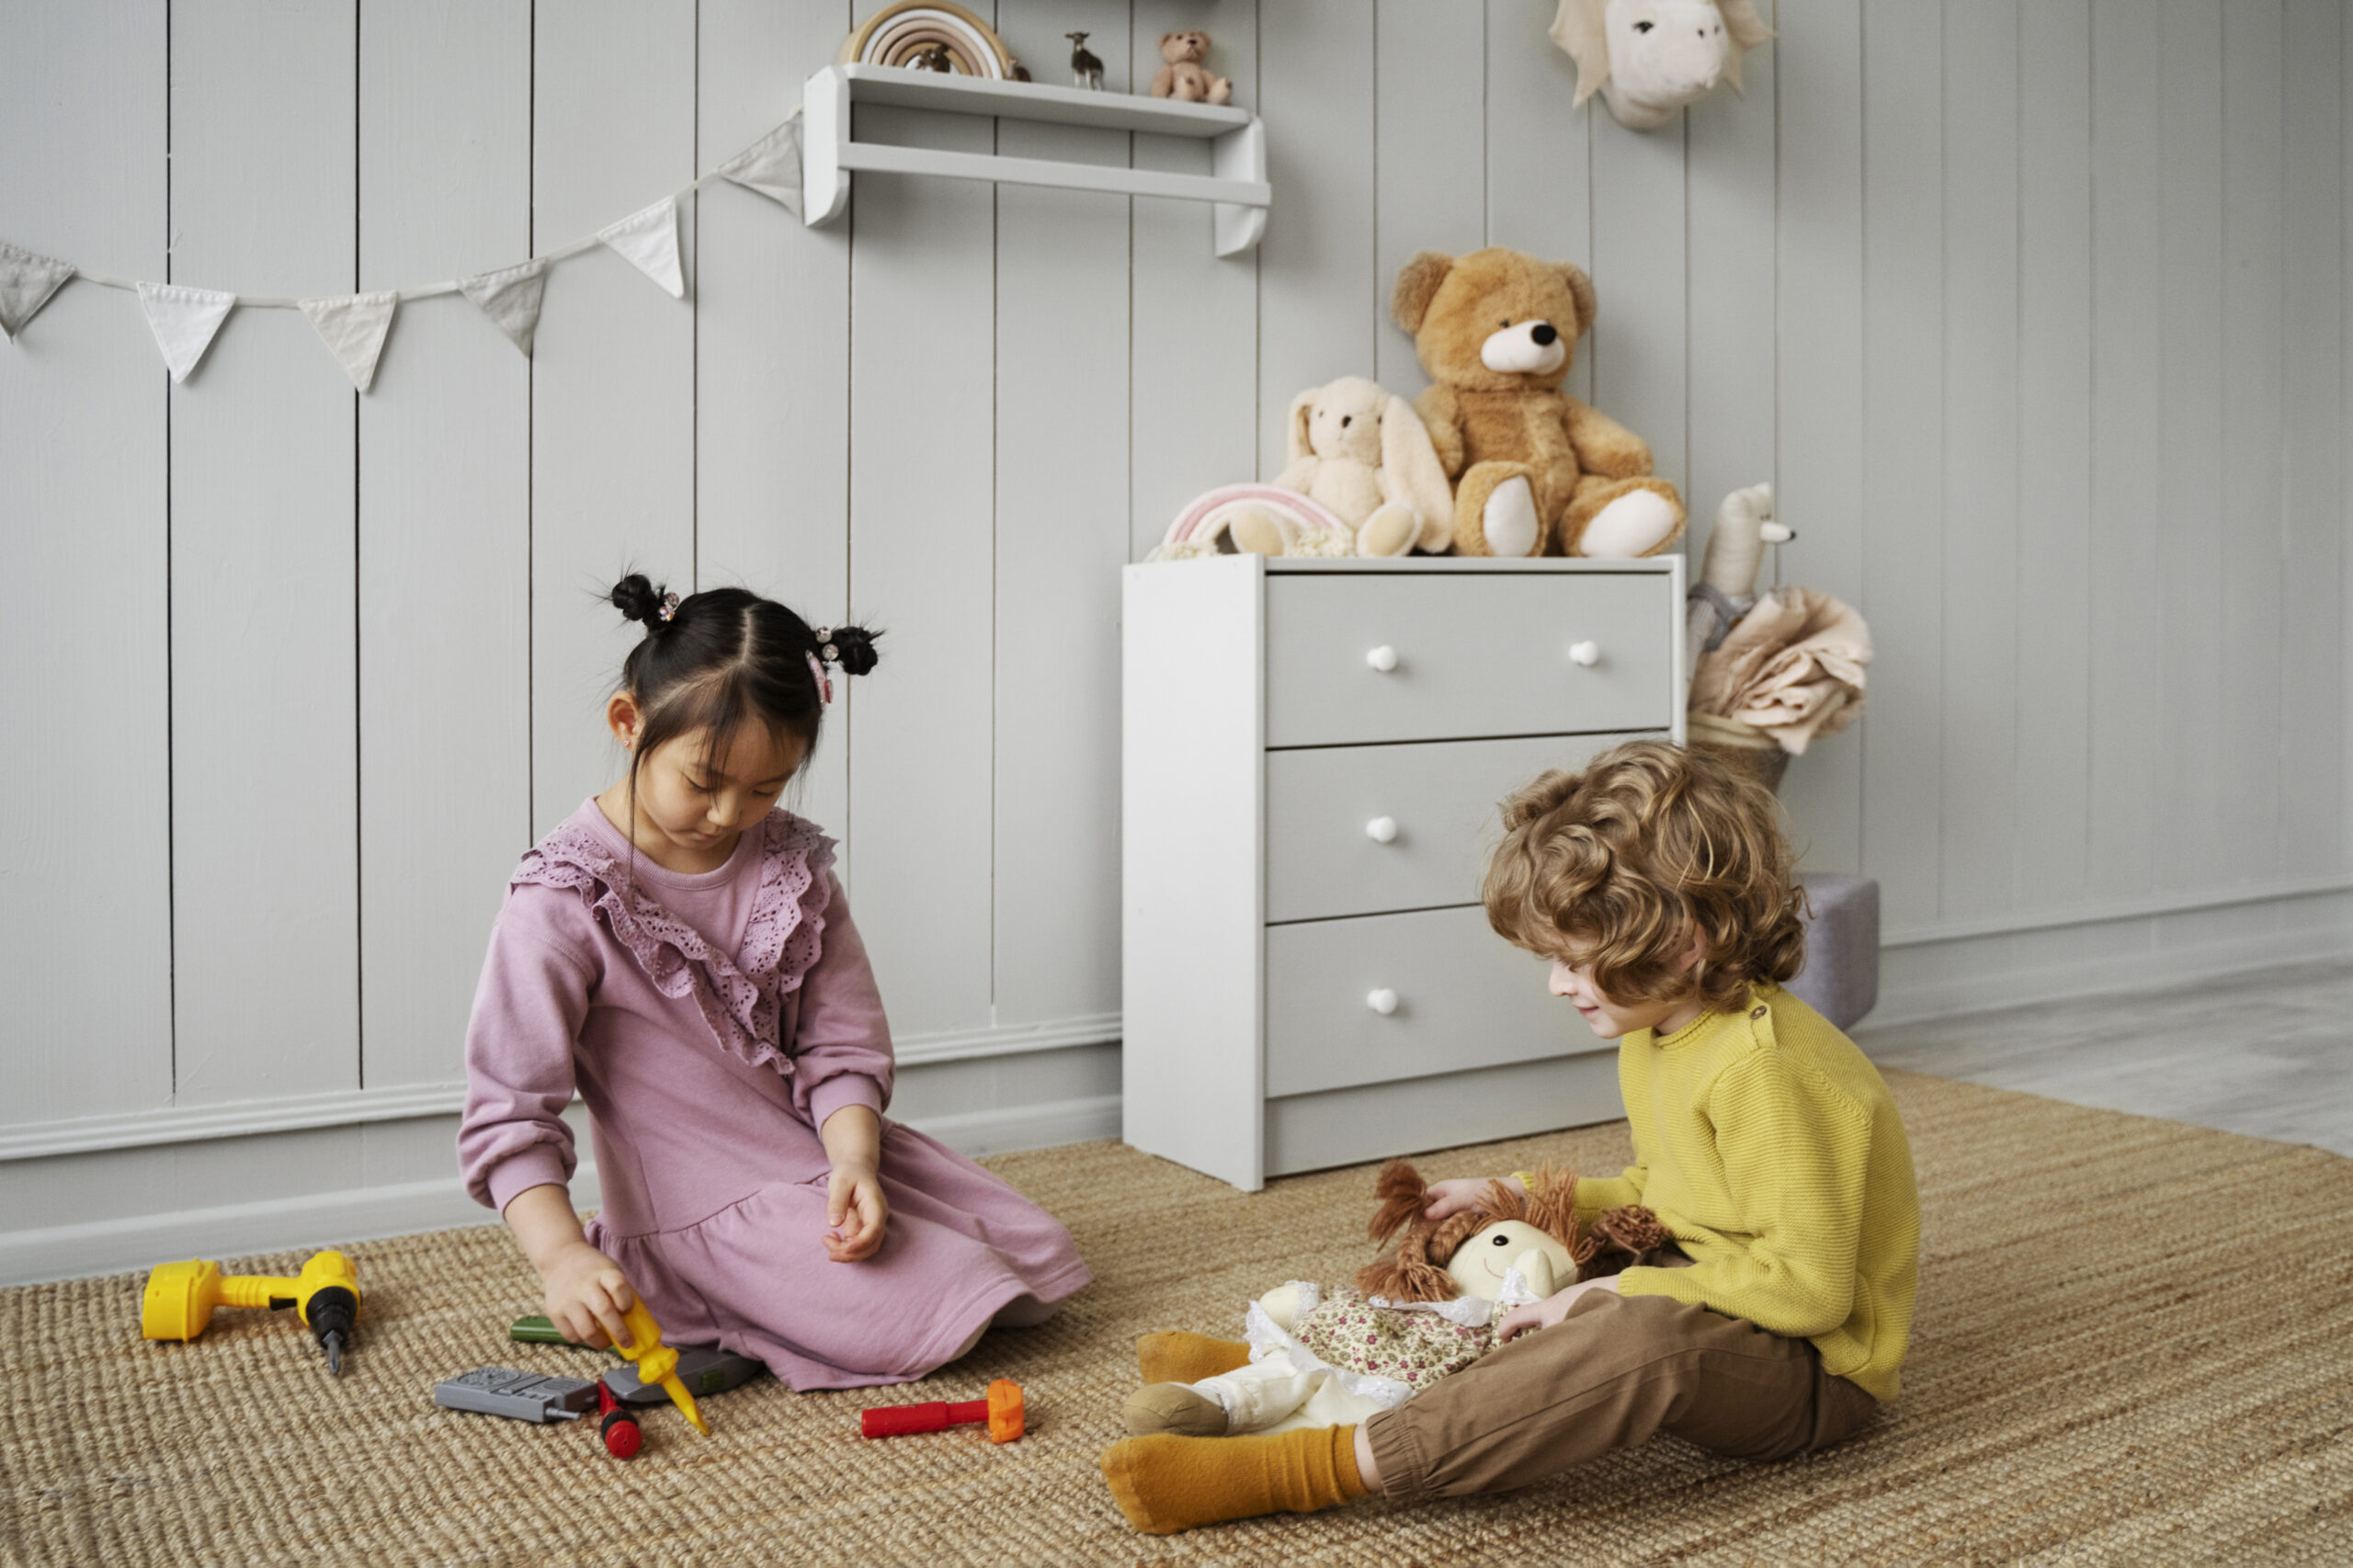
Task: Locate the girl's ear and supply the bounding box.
[606,690,644,749]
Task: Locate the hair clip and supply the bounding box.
[657,592,681,623]
[806,650,835,708]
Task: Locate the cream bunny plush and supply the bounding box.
[1272,376,1455,557]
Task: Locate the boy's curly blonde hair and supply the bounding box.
[1483,739,1806,1016]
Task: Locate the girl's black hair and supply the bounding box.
[608,573,879,803]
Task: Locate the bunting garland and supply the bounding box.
[1,111,803,389]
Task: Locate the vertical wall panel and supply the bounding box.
[0,2,172,1122]
[2154,0,2227,892]
[993,0,1131,1028]
[2013,0,2094,910]
[1685,0,1779,570]
[358,1,532,1089]
[2219,0,2288,882]
[1859,0,1946,925]
[2280,0,2344,869]
[1773,0,1864,874]
[1587,109,1687,497]
[1484,0,1593,404]
[1937,0,2020,921]
[529,0,699,836]
[847,28,1000,1040]
[1130,0,1258,562]
[697,2,857,845]
[2086,0,2164,902]
[169,0,359,1102]
[1258,0,1376,472]
[1375,0,1487,397]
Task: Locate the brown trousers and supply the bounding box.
[1363,1289,1880,1499]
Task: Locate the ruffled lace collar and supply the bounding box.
[513,806,836,1076]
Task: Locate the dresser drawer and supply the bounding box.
[1266,733,1647,923]
[1263,572,1674,747]
[1264,905,1607,1098]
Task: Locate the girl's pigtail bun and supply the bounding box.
[611,574,667,628]
[825,624,881,676]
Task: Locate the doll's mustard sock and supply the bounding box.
[1099,1425,1368,1535]
[1135,1331,1252,1384]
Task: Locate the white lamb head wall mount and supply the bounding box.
[1549,0,1775,131]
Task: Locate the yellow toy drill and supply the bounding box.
[142,1250,361,1375]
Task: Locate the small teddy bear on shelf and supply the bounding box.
[1124,1162,1671,1438]
[1149,31,1233,104]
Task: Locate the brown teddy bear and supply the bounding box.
[1392,246,1687,559]
[1149,31,1233,105]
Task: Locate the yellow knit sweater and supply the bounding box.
[1569,983,1920,1402]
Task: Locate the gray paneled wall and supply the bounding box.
[3,0,2350,1275]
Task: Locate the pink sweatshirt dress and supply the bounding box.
[458,800,1091,1390]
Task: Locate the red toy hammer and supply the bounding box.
[860,1379,1025,1443]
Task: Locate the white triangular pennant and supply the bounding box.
[0,242,76,341]
[136,281,236,383]
[298,290,397,392]
[718,115,803,217]
[597,197,686,300]
[457,257,549,357]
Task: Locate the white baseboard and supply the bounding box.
[0,1096,1121,1288]
[1867,900,2353,1028]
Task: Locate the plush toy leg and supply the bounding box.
[1451,462,1545,557]
[1355,501,1420,559]
[1138,1331,1253,1384]
[1227,505,1299,557]
[1557,476,1686,559]
[1125,1383,1232,1437]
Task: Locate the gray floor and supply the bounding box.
[1854,956,2353,1157]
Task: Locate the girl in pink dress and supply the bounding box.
[458,574,1090,1390]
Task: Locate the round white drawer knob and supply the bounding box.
[1367,988,1400,1016]
[1365,816,1399,844]
[1366,645,1399,673]
[1569,640,1601,667]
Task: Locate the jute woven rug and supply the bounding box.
[6,1068,2350,1565]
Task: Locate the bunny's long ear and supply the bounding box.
[1286,384,1321,465]
[1379,395,1456,552]
[1549,0,1610,108]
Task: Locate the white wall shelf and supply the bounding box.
[801,64,1268,256]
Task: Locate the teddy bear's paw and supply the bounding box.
[1579,488,1680,559]
[1481,476,1543,558]
[1125,1383,1233,1437]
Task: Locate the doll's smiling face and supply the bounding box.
[1445,1219,1580,1301]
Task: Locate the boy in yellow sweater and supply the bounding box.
[1100,739,1920,1533]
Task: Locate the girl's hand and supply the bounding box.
[1495,1275,1620,1345]
[824,1161,890,1262]
[1422,1174,1525,1221]
[540,1240,637,1349]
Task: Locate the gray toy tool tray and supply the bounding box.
[435,1367,599,1424]
[602,1346,765,1406]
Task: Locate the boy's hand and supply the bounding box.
[540,1241,636,1349]
[1422,1174,1526,1221]
[1495,1276,1620,1344]
[824,1160,890,1261]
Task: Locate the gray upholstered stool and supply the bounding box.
[1787,873,1880,1030]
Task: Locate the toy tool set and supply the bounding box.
[435,1368,601,1424]
[142,1250,361,1375]
[862,1379,1026,1444]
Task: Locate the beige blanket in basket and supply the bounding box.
[1688,586,1870,755]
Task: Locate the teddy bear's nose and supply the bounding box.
[1531,322,1558,346]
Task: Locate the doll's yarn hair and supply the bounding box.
[608,574,880,799]
[1354,1160,1596,1303]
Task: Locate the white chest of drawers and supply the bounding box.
[1122,554,1686,1190]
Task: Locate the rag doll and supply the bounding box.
[1125,1162,1671,1438]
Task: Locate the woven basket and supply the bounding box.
[1687,710,1790,793]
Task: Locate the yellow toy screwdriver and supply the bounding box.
[614,1299,710,1435]
[141,1250,361,1375]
